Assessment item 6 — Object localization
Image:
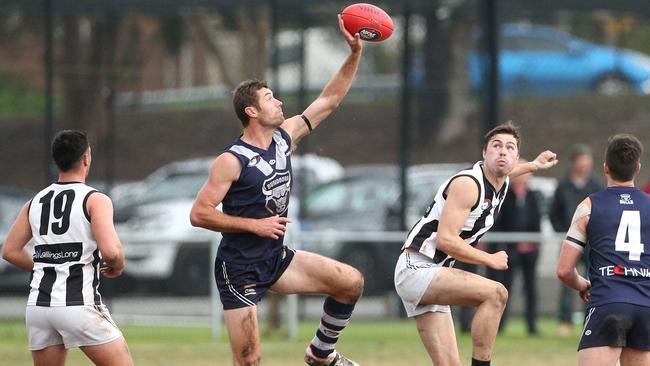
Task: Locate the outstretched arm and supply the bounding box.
[282,14,363,149]
[1,202,34,272]
[509,150,558,177]
[189,153,291,239]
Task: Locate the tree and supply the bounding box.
[191,4,272,90]
[415,0,476,145]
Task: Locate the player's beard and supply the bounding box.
[259,113,283,129]
[274,113,284,126]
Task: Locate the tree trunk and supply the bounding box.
[236,5,270,80]
[191,12,238,89]
[438,17,475,144]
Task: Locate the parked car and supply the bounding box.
[467,23,650,96]
[298,163,468,295]
[298,164,557,295]
[0,187,35,293]
[112,154,343,296]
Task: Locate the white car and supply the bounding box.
[298,164,557,295]
[0,187,35,293]
[112,154,342,296]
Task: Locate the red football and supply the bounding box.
[341,3,393,42]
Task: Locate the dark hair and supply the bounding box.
[570,144,593,162]
[232,79,268,127]
[483,121,520,151]
[52,130,89,172]
[605,133,643,182]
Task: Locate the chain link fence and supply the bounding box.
[2,0,650,333]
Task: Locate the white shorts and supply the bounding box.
[26,305,123,350]
[394,251,451,317]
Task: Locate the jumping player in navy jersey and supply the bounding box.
[557,134,650,366]
[2,130,133,366]
[190,15,362,366]
[394,122,558,366]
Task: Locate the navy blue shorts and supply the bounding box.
[579,302,650,351]
[215,246,295,310]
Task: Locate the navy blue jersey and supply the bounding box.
[586,187,650,308]
[219,128,292,264]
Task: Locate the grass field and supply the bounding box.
[0,318,582,366]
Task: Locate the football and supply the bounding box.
[341,3,393,42]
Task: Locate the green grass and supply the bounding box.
[0,318,582,366]
[0,87,58,118]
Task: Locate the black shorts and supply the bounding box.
[215,246,295,310]
[579,302,650,351]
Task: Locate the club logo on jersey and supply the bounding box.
[619,194,634,205]
[480,199,492,210]
[262,170,291,215]
[248,155,261,167]
[33,242,82,264]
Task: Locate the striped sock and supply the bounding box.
[309,297,356,359]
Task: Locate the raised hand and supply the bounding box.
[338,14,362,53]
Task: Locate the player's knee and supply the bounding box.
[238,359,260,366]
[236,341,261,366]
[237,353,261,366]
[350,269,364,300]
[242,358,260,366]
[494,283,508,309]
[341,268,364,302]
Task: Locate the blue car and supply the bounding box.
[468,23,650,96]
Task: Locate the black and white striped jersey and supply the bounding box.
[401,161,509,267]
[27,182,102,307]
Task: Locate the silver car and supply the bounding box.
[298,163,468,295]
[111,154,343,296]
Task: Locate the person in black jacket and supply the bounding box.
[489,164,542,334]
[550,144,603,335]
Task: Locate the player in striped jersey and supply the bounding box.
[2,130,133,366]
[394,122,557,366]
[557,134,650,366]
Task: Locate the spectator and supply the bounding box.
[490,165,542,335]
[550,144,603,335]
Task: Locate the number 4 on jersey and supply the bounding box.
[615,210,645,261]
